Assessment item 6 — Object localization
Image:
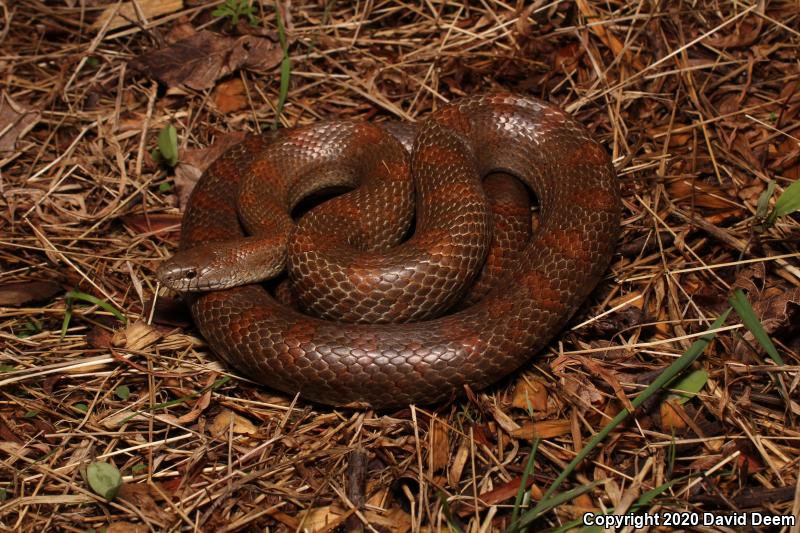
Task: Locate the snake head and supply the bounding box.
[157,244,233,292]
[157,238,288,292]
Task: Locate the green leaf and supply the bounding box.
[213,0,258,26]
[87,462,122,500]
[273,3,291,129]
[23,410,39,418]
[158,182,172,193]
[772,178,800,219]
[756,180,776,221]
[60,303,72,340]
[0,488,7,501]
[511,439,539,526]
[131,463,146,473]
[666,368,708,404]
[729,289,784,365]
[667,430,676,479]
[115,385,131,401]
[16,318,43,338]
[73,403,88,413]
[0,364,16,372]
[156,124,179,167]
[630,476,685,510]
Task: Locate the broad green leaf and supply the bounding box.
[773,178,800,219]
[157,124,178,167]
[667,368,708,404]
[87,462,122,500]
[115,385,131,401]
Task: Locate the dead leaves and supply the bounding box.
[111,320,162,352]
[0,93,39,153]
[511,419,572,440]
[703,1,764,49]
[511,376,550,411]
[426,418,450,472]
[116,482,176,528]
[213,78,249,113]
[208,408,258,437]
[129,30,283,91]
[667,179,739,211]
[575,0,644,70]
[91,0,184,32]
[120,213,183,240]
[0,280,62,306]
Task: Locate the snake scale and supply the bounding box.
[157,93,621,409]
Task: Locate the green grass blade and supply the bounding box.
[549,517,590,533]
[511,438,540,526]
[273,1,291,129]
[509,308,731,530]
[61,290,126,338]
[630,476,683,509]
[437,490,465,533]
[524,480,601,522]
[729,289,784,365]
[60,304,72,340]
[572,477,686,533]
[65,291,126,323]
[756,180,776,221]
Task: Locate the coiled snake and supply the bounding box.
[157,93,621,409]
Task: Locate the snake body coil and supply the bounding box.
[158,94,621,409]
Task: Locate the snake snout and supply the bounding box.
[156,261,198,292]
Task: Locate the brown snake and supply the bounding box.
[157,93,621,409]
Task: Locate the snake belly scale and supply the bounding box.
[158,93,621,409]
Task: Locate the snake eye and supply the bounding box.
[185,269,197,280]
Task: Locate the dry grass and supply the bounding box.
[1,1,799,531]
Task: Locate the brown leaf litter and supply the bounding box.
[0,1,798,531]
[129,29,284,91]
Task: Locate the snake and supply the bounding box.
[157,93,621,409]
